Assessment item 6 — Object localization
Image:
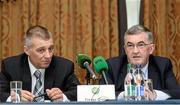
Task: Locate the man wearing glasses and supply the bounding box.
[100,25,180,100]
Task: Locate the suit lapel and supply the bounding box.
[117,56,128,90]
[20,54,55,93]
[44,63,55,91]
[148,61,160,89]
[119,64,128,90]
[21,55,32,92]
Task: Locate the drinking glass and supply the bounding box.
[10,81,22,103]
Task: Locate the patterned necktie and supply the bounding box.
[33,70,44,102]
[134,69,145,81]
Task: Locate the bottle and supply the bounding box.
[134,64,145,101]
[124,64,135,100]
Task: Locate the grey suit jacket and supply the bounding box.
[100,55,180,99]
[0,53,80,102]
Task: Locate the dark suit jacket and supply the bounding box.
[0,53,80,102]
[100,55,180,99]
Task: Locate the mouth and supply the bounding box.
[132,56,141,59]
[43,60,51,64]
[131,56,143,63]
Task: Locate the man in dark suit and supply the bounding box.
[101,25,180,100]
[0,25,80,102]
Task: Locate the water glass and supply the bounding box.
[10,81,22,103]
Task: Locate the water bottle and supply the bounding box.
[124,64,135,100]
[134,64,145,101]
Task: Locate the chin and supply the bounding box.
[132,61,143,65]
[41,64,50,69]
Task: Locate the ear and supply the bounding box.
[24,46,30,55]
[149,44,155,54]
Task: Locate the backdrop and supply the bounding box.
[0,0,119,84]
[0,0,179,84]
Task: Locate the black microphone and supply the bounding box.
[93,56,109,84]
[76,54,97,80]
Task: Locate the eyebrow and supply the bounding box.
[126,41,146,44]
[36,45,54,50]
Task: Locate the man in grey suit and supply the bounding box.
[0,25,80,102]
[100,25,180,100]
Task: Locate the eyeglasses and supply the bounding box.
[125,42,152,50]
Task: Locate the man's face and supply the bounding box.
[24,36,54,69]
[124,32,155,66]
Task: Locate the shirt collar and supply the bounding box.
[131,62,149,80]
[141,62,149,79]
[28,57,45,76]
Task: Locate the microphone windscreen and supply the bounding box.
[76,54,91,69]
[93,56,108,73]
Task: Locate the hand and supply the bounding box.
[20,90,34,102]
[144,89,157,100]
[46,88,63,101]
[11,91,20,102]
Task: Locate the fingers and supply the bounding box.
[21,90,34,102]
[46,88,63,101]
[144,89,156,100]
[10,91,17,102]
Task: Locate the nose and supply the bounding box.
[132,45,140,53]
[44,50,52,58]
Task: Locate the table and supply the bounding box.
[1,100,180,105]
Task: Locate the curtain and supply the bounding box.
[143,0,180,84]
[0,0,119,84]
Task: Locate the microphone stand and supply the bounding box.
[85,72,91,85]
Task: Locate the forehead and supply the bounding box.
[124,32,149,43]
[30,36,54,48]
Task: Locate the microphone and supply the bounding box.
[93,56,109,84]
[76,54,98,80]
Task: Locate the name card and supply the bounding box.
[77,85,115,102]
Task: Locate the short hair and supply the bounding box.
[24,25,52,47]
[124,25,154,43]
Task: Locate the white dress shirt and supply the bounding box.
[28,58,45,94]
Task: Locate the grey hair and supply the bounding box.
[24,25,52,47]
[124,25,154,43]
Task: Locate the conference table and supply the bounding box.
[1,100,180,105]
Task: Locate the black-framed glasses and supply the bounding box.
[125,42,152,50]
